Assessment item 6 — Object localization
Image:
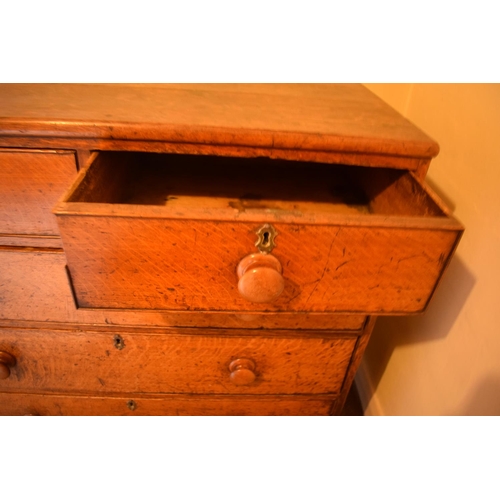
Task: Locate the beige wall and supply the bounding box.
[357,84,500,415]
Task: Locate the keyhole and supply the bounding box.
[255,224,277,253]
[262,232,270,247]
[113,335,125,350]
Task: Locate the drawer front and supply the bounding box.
[0,249,366,330]
[55,152,463,315]
[59,216,461,314]
[0,328,356,395]
[0,149,77,237]
[0,392,333,416]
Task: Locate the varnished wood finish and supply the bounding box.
[0,392,333,416]
[0,249,366,330]
[0,135,434,171]
[0,351,16,380]
[0,149,77,237]
[57,218,461,314]
[0,84,462,415]
[0,327,355,395]
[54,152,462,314]
[0,84,438,169]
[0,234,62,248]
[57,152,452,224]
[330,317,376,415]
[75,149,92,171]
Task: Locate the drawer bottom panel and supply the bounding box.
[0,392,334,416]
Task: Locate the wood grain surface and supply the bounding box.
[330,317,377,415]
[0,235,62,248]
[58,217,461,314]
[0,392,334,416]
[59,152,448,223]
[0,327,356,395]
[0,84,462,416]
[0,149,77,236]
[0,84,439,169]
[0,136,433,171]
[54,151,463,314]
[0,249,366,330]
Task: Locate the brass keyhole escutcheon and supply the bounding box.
[255,224,277,253]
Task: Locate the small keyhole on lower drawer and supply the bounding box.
[113,335,125,350]
[127,400,137,411]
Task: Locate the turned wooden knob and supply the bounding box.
[229,358,257,386]
[0,352,16,380]
[237,253,284,303]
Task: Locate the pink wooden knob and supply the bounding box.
[0,352,16,380]
[237,253,284,303]
[229,358,257,386]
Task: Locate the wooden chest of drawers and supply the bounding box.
[0,84,463,415]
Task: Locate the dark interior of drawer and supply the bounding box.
[68,152,445,217]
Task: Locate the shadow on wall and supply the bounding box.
[450,376,500,415]
[363,255,476,399]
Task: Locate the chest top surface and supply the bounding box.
[0,84,438,165]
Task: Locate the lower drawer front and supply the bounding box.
[0,249,366,331]
[0,328,356,395]
[0,392,333,416]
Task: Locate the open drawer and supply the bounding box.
[53,152,463,314]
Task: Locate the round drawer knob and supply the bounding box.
[0,352,16,380]
[237,253,284,303]
[229,358,257,386]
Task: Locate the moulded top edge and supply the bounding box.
[0,84,439,161]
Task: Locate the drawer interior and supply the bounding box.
[55,151,462,314]
[66,152,446,218]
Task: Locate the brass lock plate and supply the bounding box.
[255,224,277,253]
